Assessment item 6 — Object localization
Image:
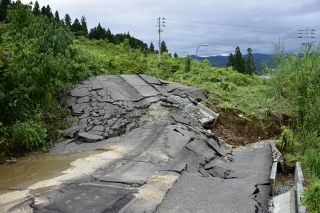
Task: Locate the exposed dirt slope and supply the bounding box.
[209,104,290,147]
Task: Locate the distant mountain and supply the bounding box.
[191,53,273,73]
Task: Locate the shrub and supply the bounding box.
[280,126,294,152]
[11,120,47,151]
[303,180,320,212]
[304,149,320,177]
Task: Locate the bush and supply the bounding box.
[304,149,320,177]
[280,126,294,152]
[303,180,320,213]
[11,120,47,151]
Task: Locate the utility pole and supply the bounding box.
[157,17,165,62]
[298,28,316,51]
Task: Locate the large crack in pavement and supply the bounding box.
[0,74,272,213]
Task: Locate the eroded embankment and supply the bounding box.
[0,74,272,213]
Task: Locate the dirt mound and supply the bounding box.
[209,104,289,147]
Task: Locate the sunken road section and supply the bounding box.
[2,74,272,213]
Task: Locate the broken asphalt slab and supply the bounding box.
[1,74,272,213]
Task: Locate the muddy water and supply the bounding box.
[0,149,104,195]
[275,173,294,187]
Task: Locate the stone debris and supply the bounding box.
[2,74,272,213]
[78,132,104,142]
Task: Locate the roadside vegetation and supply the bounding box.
[0,1,319,211]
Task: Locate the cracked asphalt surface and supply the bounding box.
[1,74,272,213]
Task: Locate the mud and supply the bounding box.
[0,149,104,195]
[209,105,289,147]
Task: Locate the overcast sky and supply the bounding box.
[21,0,320,56]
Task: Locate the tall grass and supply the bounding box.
[269,42,320,211]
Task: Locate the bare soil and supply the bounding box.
[209,104,291,148]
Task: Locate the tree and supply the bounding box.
[233,46,245,74]
[160,40,168,54]
[32,1,40,16]
[54,10,60,22]
[174,53,178,58]
[64,13,72,29]
[184,55,192,72]
[96,23,107,39]
[71,18,82,32]
[40,6,46,16]
[45,5,53,20]
[80,16,88,35]
[88,23,107,40]
[0,0,12,22]
[149,42,155,53]
[106,28,115,43]
[245,48,256,75]
[226,53,234,68]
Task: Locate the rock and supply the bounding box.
[78,132,104,142]
[171,113,190,125]
[78,96,90,103]
[63,126,80,138]
[71,87,89,97]
[138,74,162,85]
[91,125,105,132]
[207,138,230,157]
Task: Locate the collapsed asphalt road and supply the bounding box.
[1,74,272,213]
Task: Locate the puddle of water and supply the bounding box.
[0,149,104,195]
[275,173,294,187]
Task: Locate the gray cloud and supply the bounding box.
[21,0,320,56]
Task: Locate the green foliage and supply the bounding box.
[245,48,256,74]
[280,126,294,152]
[149,42,155,53]
[234,46,246,73]
[269,43,320,210]
[11,120,47,151]
[303,180,320,213]
[64,13,72,29]
[184,55,192,72]
[270,43,320,131]
[160,40,168,54]
[89,23,108,40]
[80,16,88,35]
[32,1,40,16]
[0,0,12,22]
[304,149,320,177]
[226,53,234,68]
[0,0,75,154]
[71,18,82,33]
[219,102,232,111]
[226,46,256,75]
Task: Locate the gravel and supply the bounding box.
[274,186,294,196]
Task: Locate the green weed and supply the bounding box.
[280,126,294,152]
[303,180,320,213]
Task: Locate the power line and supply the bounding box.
[166,18,306,31]
[298,28,316,48]
[157,17,165,61]
[166,22,298,35]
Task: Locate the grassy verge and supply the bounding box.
[269,43,320,212]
